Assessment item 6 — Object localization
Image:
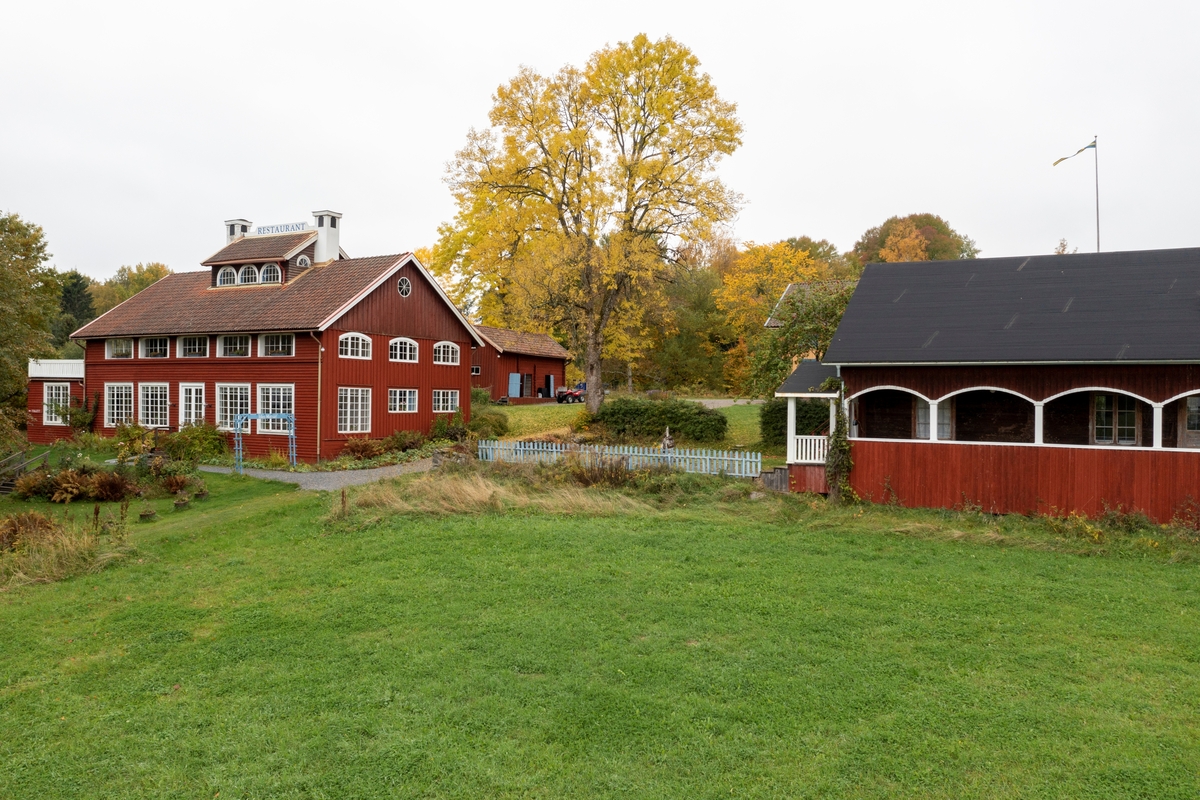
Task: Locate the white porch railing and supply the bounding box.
[790,435,829,465]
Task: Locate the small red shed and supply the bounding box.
[471,325,570,404]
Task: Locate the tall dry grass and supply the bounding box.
[348,473,648,517]
[1,510,134,589]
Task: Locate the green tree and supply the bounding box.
[851,213,978,266]
[637,263,733,390]
[745,279,856,398]
[434,34,743,412]
[90,262,171,315]
[0,212,59,410]
[52,270,95,354]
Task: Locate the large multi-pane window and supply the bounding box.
[104,383,134,427]
[180,384,205,426]
[432,341,459,365]
[139,384,170,428]
[339,333,372,359]
[220,335,251,357]
[216,384,251,431]
[107,339,133,359]
[261,333,294,357]
[337,387,371,433]
[140,337,169,358]
[42,383,71,425]
[179,336,209,357]
[257,384,294,433]
[389,337,417,362]
[432,389,460,413]
[1094,393,1138,445]
[388,388,418,413]
[916,402,952,440]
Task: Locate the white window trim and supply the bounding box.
[433,341,460,365]
[397,276,412,297]
[256,383,296,434]
[471,365,481,376]
[138,336,170,359]
[179,383,205,427]
[218,334,253,358]
[337,386,372,434]
[103,382,134,428]
[42,382,71,425]
[338,332,372,360]
[176,335,210,358]
[138,382,171,428]
[258,333,296,358]
[215,383,253,432]
[388,388,418,414]
[238,264,259,284]
[260,263,281,283]
[432,389,460,413]
[388,337,418,363]
[217,266,237,286]
[105,338,134,359]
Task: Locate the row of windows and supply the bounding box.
[100,383,460,434]
[337,333,460,364]
[106,335,295,359]
[216,263,283,286]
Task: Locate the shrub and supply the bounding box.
[51,469,91,503]
[382,429,427,453]
[343,437,384,460]
[13,470,56,500]
[0,511,60,552]
[114,423,152,455]
[567,455,632,488]
[161,474,191,494]
[163,422,228,462]
[760,398,830,447]
[73,431,118,453]
[431,410,469,442]
[469,410,509,438]
[90,470,136,502]
[571,409,594,432]
[592,398,727,443]
[470,387,492,408]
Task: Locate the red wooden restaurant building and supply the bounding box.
[778,247,1200,522]
[27,211,484,461]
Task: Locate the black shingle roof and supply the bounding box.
[823,247,1200,364]
[776,360,840,395]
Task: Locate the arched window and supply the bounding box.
[217,267,236,286]
[338,332,372,360]
[433,341,460,365]
[238,264,259,284]
[389,337,418,362]
[260,263,281,283]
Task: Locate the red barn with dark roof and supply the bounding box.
[30,211,483,461]
[471,326,570,404]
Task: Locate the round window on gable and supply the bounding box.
[397,277,412,297]
[296,255,311,268]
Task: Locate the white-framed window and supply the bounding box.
[106,338,133,359]
[388,337,418,362]
[238,264,259,284]
[397,276,412,297]
[104,383,134,427]
[432,389,460,413]
[216,383,252,431]
[337,387,371,433]
[178,336,209,358]
[338,333,372,360]
[389,388,418,413]
[433,341,460,365]
[180,383,205,426]
[139,383,170,428]
[471,365,481,376]
[217,266,237,286]
[43,383,71,425]
[219,335,252,357]
[295,255,311,268]
[260,263,281,283]
[140,337,169,358]
[257,384,295,434]
[260,333,294,357]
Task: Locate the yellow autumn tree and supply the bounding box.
[431,34,742,411]
[89,262,171,315]
[878,219,929,263]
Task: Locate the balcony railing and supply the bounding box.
[790,435,829,465]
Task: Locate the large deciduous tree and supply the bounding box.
[852,213,978,266]
[0,212,59,411]
[90,262,171,316]
[433,34,742,411]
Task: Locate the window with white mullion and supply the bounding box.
[388,388,418,413]
[179,336,209,358]
[257,384,294,433]
[337,387,371,433]
[104,383,134,427]
[432,389,459,413]
[432,341,459,365]
[180,384,205,426]
[139,384,170,428]
[260,333,294,357]
[216,384,252,431]
[338,333,372,360]
[43,383,71,425]
[140,337,169,358]
[388,337,418,362]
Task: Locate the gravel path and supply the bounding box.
[199,458,434,491]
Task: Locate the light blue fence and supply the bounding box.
[477,440,762,478]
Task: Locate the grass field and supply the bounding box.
[2,466,1199,798]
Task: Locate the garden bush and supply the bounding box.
[163,422,228,462]
[468,410,510,439]
[470,387,492,408]
[431,410,469,442]
[382,429,427,453]
[759,398,830,447]
[342,437,384,460]
[592,398,727,443]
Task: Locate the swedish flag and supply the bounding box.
[1053,139,1096,166]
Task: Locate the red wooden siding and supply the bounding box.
[334,260,473,343]
[850,439,1200,523]
[471,343,566,403]
[789,464,828,494]
[26,379,86,445]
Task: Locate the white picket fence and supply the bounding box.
[477,439,762,478]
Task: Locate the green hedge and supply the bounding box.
[760,398,830,447]
[593,398,728,443]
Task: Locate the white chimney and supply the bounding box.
[312,210,343,263]
[224,218,251,244]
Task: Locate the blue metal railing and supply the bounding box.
[232,413,297,474]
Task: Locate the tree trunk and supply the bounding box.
[585,329,604,414]
[626,362,633,393]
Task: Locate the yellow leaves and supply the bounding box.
[878,219,929,263]
[89,262,171,315]
[714,241,821,338]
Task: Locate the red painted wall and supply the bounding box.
[849,439,1200,523]
[26,380,86,445]
[471,343,566,403]
[789,464,828,494]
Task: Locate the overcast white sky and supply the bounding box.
[4,1,1197,280]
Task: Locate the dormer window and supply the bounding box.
[106,338,133,359]
[217,267,236,286]
[296,255,311,268]
[140,337,169,358]
[433,341,460,365]
[238,264,259,284]
[338,333,372,360]
[260,263,281,283]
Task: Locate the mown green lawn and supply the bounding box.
[2,469,1198,798]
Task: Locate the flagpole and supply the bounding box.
[1099,134,1104,251]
